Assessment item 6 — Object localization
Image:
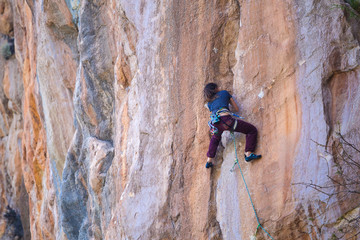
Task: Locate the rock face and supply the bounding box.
[0,0,359,239]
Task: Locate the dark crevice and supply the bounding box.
[3,205,24,240]
[208,0,240,90]
[205,1,241,239]
[1,35,15,60]
[201,1,242,239]
[321,73,335,146]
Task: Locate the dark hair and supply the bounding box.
[204,83,218,102]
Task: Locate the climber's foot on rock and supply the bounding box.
[205,161,214,168]
[206,157,214,168]
[244,153,262,162]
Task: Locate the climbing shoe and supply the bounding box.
[205,162,214,168]
[244,153,262,162]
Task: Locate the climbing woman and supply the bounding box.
[204,83,261,168]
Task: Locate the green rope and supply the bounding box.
[230,132,274,240]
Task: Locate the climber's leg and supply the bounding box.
[233,119,257,151]
[206,118,231,168]
[207,132,222,159]
[232,119,261,161]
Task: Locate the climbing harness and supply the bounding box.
[230,132,274,240]
[208,108,229,135]
[208,108,244,135]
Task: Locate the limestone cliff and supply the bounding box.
[0,0,359,239]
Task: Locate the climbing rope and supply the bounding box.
[230,132,274,240]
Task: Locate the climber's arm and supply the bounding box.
[229,98,239,113]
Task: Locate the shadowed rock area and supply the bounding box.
[0,0,359,239]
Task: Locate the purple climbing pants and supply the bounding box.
[207,115,258,158]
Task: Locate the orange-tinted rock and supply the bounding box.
[218,0,300,238]
[0,0,359,239]
[0,0,13,36]
[1,0,77,238]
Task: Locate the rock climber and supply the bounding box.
[204,83,261,168]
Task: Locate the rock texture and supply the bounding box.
[0,0,359,239]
